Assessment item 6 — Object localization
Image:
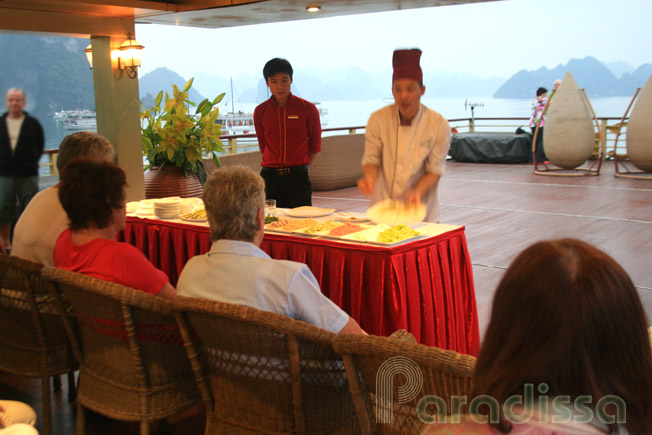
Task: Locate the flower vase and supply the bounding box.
[144,166,203,199]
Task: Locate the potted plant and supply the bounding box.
[141,78,225,197]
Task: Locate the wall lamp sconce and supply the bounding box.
[115,33,144,79]
[84,44,93,69]
[306,5,321,12]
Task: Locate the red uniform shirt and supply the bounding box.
[254,93,321,168]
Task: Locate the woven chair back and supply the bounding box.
[333,334,476,434]
[0,254,78,435]
[0,254,76,376]
[41,266,200,427]
[172,295,359,434]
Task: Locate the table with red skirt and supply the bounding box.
[121,216,480,356]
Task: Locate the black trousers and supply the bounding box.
[531,127,548,163]
[260,168,312,208]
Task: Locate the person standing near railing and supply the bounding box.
[357,48,450,223]
[529,86,549,163]
[0,88,44,253]
[254,58,321,208]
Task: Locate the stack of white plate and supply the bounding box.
[153,197,181,219]
[126,201,140,215]
[136,200,155,217]
[180,197,202,215]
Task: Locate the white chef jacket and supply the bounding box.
[361,104,450,222]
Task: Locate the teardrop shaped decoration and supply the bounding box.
[626,74,652,173]
[144,166,204,199]
[544,71,595,169]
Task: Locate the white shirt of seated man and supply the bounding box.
[177,205,365,335]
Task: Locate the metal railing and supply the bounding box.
[39,118,630,175]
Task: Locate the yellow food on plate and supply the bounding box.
[180,209,207,220]
[302,220,340,234]
[377,224,420,243]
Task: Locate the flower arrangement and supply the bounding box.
[141,78,225,184]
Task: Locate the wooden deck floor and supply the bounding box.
[311,160,652,338]
[2,160,651,434]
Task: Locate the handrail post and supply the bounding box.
[469,119,474,133]
[52,153,59,175]
[228,137,238,155]
[600,119,608,157]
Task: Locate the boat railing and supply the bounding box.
[38,118,631,176]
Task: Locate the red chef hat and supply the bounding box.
[392,48,423,84]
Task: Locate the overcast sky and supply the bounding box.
[136,0,652,80]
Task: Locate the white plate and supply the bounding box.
[367,199,426,225]
[284,206,335,218]
[333,212,371,223]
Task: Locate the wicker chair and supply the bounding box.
[41,266,201,435]
[172,295,360,434]
[333,334,477,434]
[0,253,78,435]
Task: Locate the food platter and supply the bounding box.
[179,216,207,223]
[179,209,207,222]
[264,217,423,246]
[284,206,335,218]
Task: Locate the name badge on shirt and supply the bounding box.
[288,115,299,119]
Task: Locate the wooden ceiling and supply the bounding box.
[0,0,500,36]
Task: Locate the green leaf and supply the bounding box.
[154,90,163,108]
[183,78,194,93]
[213,93,226,105]
[196,99,208,115]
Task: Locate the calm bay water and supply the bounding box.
[41,96,634,152]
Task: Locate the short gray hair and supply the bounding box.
[57,131,115,172]
[203,165,265,242]
[5,88,25,100]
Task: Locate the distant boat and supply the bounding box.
[62,113,97,131]
[52,109,95,122]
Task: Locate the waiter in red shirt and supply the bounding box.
[254,58,321,208]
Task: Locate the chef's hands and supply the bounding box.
[358,164,380,196]
[357,175,375,195]
[406,190,422,208]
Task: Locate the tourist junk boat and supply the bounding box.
[53,109,97,131]
[62,113,97,131]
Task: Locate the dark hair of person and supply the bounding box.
[263,58,293,81]
[56,131,115,172]
[58,159,127,231]
[536,87,547,97]
[472,238,652,433]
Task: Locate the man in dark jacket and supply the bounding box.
[0,88,44,252]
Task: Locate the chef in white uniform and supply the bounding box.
[358,48,451,222]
